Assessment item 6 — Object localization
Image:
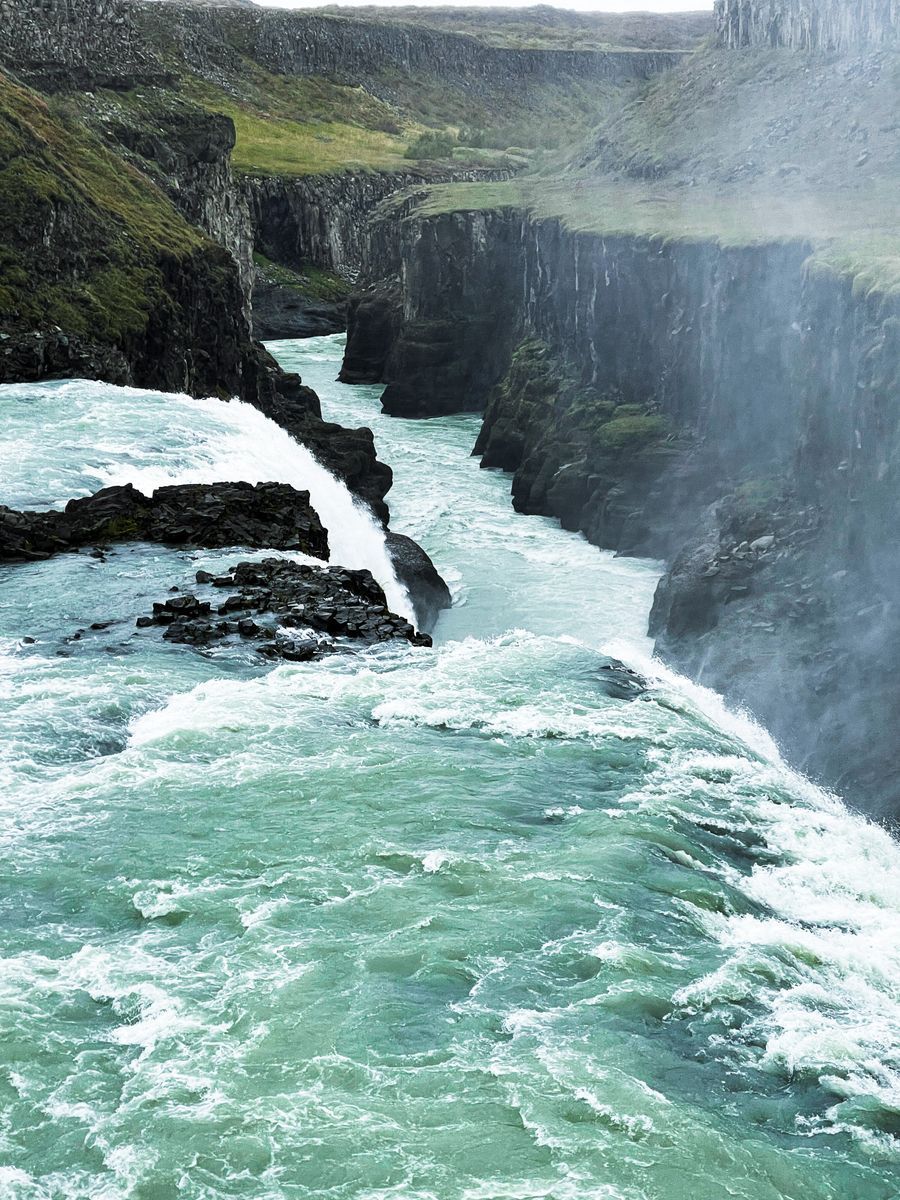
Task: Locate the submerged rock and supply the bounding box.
[138,557,431,660]
[385,531,452,633]
[0,481,329,563]
[596,659,648,701]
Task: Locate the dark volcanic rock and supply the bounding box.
[0,482,329,563]
[649,490,900,818]
[139,558,432,660]
[344,210,524,416]
[252,279,346,340]
[596,659,648,702]
[386,531,452,633]
[716,0,898,51]
[339,289,402,385]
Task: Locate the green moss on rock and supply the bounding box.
[596,413,668,452]
[0,69,214,358]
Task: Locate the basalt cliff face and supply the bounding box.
[715,0,899,50]
[0,0,683,95]
[244,166,513,339]
[342,181,900,814]
[85,0,681,96]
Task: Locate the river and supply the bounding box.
[1,334,898,1200]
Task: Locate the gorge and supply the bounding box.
[1,0,900,1196]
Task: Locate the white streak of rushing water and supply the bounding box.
[0,336,899,1200]
[0,378,412,621]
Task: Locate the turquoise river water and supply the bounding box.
[1,334,899,1200]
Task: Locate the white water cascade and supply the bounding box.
[7,381,414,623]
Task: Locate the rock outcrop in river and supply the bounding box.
[0,481,330,563]
[141,558,431,660]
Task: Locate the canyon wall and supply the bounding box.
[0,0,170,89]
[0,0,683,94]
[243,166,515,280]
[153,4,684,94]
[715,0,899,50]
[343,201,900,812]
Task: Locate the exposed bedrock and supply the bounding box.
[343,203,900,814]
[141,559,432,661]
[0,0,682,95]
[343,209,528,415]
[0,481,330,563]
[715,0,899,51]
[385,532,452,634]
[244,169,514,283]
[252,280,346,342]
[244,168,515,343]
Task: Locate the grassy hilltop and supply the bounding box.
[312,5,712,51]
[406,43,900,295]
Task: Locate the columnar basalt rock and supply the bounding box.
[243,168,515,281]
[714,0,899,50]
[0,0,685,96]
[150,4,685,94]
[0,0,170,89]
[103,106,255,320]
[139,558,432,660]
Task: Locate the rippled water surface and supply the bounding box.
[1,335,899,1200]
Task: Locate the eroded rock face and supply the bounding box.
[0,482,329,563]
[715,0,899,50]
[649,492,900,817]
[385,532,452,634]
[340,290,402,386]
[138,558,432,659]
[345,209,526,417]
[252,280,346,341]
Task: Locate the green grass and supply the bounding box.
[376,69,622,152]
[183,57,623,173]
[596,413,668,452]
[408,177,900,297]
[185,68,413,175]
[253,253,351,302]
[0,70,208,341]
[228,110,407,175]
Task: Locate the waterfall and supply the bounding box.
[90,392,415,623]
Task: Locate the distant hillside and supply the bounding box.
[311,4,713,50]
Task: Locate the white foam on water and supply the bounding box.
[125,629,667,753]
[600,641,900,1152]
[0,378,413,623]
[95,393,414,623]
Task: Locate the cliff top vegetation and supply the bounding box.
[0,69,211,344]
[406,42,900,297]
[179,54,634,175]
[1,0,689,178]
[310,5,712,52]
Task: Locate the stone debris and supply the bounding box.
[137,557,432,661]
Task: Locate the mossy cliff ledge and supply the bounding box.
[342,203,900,814]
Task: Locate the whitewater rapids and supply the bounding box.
[0,335,898,1200]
